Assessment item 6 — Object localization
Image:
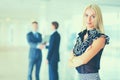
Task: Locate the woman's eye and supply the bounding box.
[92,15,95,18]
[85,14,88,17]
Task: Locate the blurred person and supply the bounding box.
[69,4,110,80]
[27,21,43,80]
[45,21,61,80]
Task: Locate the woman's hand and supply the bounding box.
[68,46,92,68]
[70,56,83,68]
[69,52,75,60]
[68,52,83,68]
[68,52,75,67]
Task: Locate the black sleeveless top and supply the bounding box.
[73,29,110,73]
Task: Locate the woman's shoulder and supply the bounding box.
[87,29,110,45]
[98,33,110,45]
[93,31,110,45]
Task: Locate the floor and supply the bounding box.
[0,46,120,80]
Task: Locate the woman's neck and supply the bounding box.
[87,27,95,31]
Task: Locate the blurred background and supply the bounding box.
[0,0,120,80]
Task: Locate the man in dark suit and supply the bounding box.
[46,21,61,80]
[27,21,43,80]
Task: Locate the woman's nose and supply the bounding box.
[87,16,91,22]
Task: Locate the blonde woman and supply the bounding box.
[69,4,110,80]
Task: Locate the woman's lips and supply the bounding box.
[87,23,92,25]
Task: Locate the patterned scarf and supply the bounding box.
[73,29,109,56]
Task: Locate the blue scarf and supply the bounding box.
[73,29,110,56]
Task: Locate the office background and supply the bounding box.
[0,0,120,80]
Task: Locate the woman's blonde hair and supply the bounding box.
[82,4,104,33]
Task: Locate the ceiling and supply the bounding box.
[0,0,120,21]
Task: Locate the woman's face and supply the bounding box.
[84,8,96,30]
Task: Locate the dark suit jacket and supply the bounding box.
[47,31,61,63]
[27,31,42,59]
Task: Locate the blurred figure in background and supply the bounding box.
[46,21,61,80]
[69,4,109,80]
[27,21,43,80]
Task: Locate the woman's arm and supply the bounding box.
[70,37,105,67]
